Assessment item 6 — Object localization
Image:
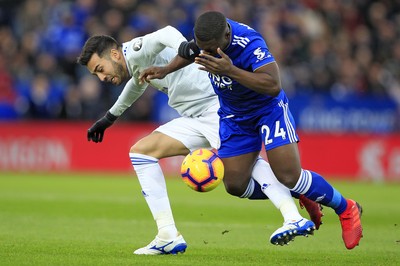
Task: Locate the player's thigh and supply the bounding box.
[222,151,259,187]
[218,116,261,186]
[266,142,302,187]
[259,98,301,185]
[131,131,189,158]
[218,117,262,158]
[196,104,220,149]
[157,114,219,151]
[133,115,218,158]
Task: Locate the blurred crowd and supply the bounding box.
[0,0,399,122]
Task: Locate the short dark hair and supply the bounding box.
[194,11,227,42]
[76,35,120,66]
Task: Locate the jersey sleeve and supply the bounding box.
[242,36,275,72]
[141,25,188,55]
[109,78,147,116]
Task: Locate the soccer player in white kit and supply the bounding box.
[77,26,320,255]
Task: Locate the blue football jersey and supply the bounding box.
[208,19,285,117]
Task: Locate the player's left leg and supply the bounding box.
[243,166,323,230]
[200,107,321,235]
[219,132,315,245]
[249,157,316,245]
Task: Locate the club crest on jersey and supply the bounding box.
[133,38,143,51]
[209,73,233,90]
[254,47,269,62]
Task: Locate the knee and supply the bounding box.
[224,183,244,197]
[279,177,297,189]
[130,141,148,155]
[274,170,301,189]
[223,173,248,197]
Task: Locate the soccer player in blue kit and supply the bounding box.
[78,25,322,254]
[140,11,363,249]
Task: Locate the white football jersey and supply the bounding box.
[109,26,218,118]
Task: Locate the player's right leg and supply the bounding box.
[261,98,362,249]
[267,143,363,249]
[130,131,190,255]
[131,114,218,255]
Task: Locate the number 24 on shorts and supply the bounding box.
[262,120,287,145]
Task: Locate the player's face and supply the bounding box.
[87,50,128,85]
[195,39,221,56]
[195,24,231,56]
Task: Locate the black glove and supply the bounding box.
[178,40,200,61]
[87,111,118,143]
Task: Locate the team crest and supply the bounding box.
[133,38,143,51]
[254,47,266,61]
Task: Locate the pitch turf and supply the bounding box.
[0,172,399,266]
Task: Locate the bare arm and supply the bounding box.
[195,48,281,96]
[138,55,192,83]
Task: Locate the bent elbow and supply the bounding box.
[271,84,281,97]
[261,80,281,96]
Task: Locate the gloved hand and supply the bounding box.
[87,111,118,143]
[178,40,200,61]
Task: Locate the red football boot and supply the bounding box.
[299,194,324,230]
[339,199,363,249]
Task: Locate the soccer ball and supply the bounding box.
[180,149,224,192]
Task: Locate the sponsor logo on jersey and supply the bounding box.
[208,73,233,90]
[133,38,143,51]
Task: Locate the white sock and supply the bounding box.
[130,153,178,239]
[240,178,255,198]
[291,169,312,194]
[251,158,303,222]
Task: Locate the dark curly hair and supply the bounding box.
[76,35,120,66]
[194,11,227,42]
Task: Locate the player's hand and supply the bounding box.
[139,66,168,84]
[194,48,233,75]
[87,111,117,143]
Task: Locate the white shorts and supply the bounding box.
[155,104,220,151]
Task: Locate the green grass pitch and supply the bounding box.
[0,172,399,266]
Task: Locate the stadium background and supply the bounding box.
[0,0,399,182]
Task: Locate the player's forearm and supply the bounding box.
[109,80,146,116]
[164,55,193,74]
[228,66,281,96]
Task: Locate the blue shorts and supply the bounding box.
[218,98,299,158]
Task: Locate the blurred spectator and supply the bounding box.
[16,73,64,119]
[0,53,17,119]
[0,0,398,131]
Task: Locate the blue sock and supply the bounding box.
[291,169,348,214]
[249,181,269,200]
[244,179,301,200]
[240,178,268,200]
[290,191,300,199]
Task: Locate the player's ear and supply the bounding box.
[110,48,120,60]
[225,23,231,39]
